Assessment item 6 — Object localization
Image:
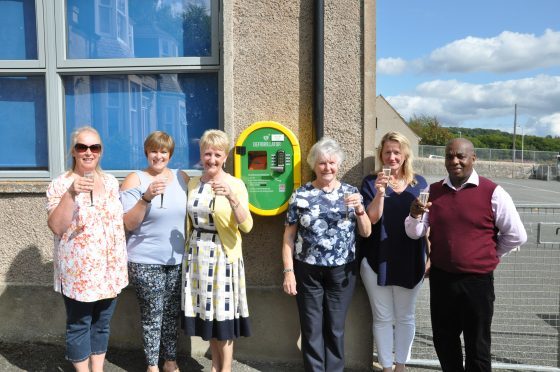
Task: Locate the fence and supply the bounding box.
[419,145,559,165]
[406,205,560,371]
[534,165,560,181]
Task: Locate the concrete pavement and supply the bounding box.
[0,341,442,372]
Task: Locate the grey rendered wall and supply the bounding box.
[0,0,377,369]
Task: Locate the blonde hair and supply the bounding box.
[68,126,102,172]
[306,137,345,170]
[376,131,416,186]
[144,131,175,157]
[199,129,230,153]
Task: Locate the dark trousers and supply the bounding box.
[429,266,495,372]
[295,260,357,372]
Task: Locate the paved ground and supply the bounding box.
[0,341,441,372]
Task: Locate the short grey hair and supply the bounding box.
[306,137,345,169]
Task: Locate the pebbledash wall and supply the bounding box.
[0,0,377,369]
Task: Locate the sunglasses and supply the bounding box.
[74,143,102,154]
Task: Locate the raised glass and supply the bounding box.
[66,0,213,59]
[64,73,218,170]
[0,76,47,170]
[382,167,391,197]
[0,0,38,60]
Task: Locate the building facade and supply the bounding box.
[0,0,376,368]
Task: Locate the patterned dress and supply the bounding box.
[46,172,128,302]
[182,181,250,341]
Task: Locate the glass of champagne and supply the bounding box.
[418,190,430,217]
[83,171,95,206]
[382,167,391,197]
[419,191,430,206]
[343,191,352,220]
[209,181,216,215]
[158,175,169,209]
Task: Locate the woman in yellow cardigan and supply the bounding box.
[182,129,253,372]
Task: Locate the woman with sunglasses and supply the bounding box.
[120,131,188,372]
[47,126,128,372]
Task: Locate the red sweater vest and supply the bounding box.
[428,177,498,274]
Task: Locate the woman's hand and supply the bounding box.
[69,175,94,196]
[375,171,389,195]
[144,178,167,201]
[283,271,297,296]
[343,192,364,212]
[211,180,233,199]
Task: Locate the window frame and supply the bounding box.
[0,0,45,69]
[0,0,221,180]
[55,0,220,68]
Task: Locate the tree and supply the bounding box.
[408,115,453,145]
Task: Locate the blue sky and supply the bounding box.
[376,0,560,137]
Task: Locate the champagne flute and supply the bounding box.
[419,191,430,206]
[209,181,216,215]
[382,167,391,197]
[418,190,430,216]
[343,191,352,220]
[158,175,169,209]
[83,171,95,207]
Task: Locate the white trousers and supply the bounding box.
[360,258,422,368]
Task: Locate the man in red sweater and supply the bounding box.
[405,138,527,372]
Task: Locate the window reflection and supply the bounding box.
[64,73,218,170]
[67,0,212,59]
[0,77,47,169]
[0,0,38,60]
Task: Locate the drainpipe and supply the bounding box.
[313,0,324,141]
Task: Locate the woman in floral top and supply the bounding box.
[47,126,128,371]
[282,137,371,372]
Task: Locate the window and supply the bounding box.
[67,0,216,60]
[0,0,220,179]
[0,76,47,170]
[64,73,217,170]
[0,0,38,60]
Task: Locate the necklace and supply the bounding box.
[388,178,405,189]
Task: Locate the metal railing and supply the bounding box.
[419,145,559,165]
[406,205,560,371]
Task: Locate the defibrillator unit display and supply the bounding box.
[234,121,301,216]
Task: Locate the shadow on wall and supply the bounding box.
[0,245,67,369]
[0,245,206,371]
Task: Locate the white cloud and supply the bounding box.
[377,57,407,75]
[385,75,560,136]
[378,29,560,75]
[537,113,560,136]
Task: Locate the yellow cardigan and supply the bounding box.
[186,175,253,262]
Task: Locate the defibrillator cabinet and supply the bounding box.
[234,121,301,216]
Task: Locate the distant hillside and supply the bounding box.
[445,127,560,152]
[407,115,560,152]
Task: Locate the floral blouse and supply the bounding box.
[286,182,360,267]
[46,172,128,302]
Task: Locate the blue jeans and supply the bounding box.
[62,295,118,362]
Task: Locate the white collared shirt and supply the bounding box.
[404,170,527,257]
